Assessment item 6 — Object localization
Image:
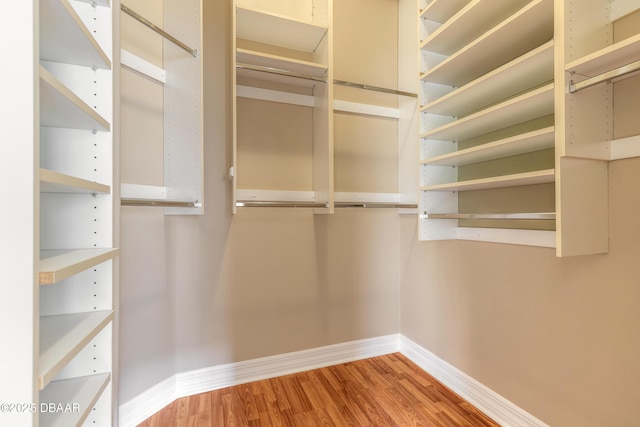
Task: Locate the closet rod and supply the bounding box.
[121,4,198,57]
[333,79,418,98]
[569,60,640,93]
[425,212,556,220]
[335,202,418,209]
[235,201,417,209]
[236,201,328,208]
[235,63,327,83]
[121,199,199,208]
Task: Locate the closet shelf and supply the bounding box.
[421,0,470,23]
[39,248,119,285]
[40,66,111,131]
[40,169,111,194]
[421,41,553,116]
[39,310,114,390]
[421,83,554,142]
[236,7,327,53]
[565,33,640,77]
[421,0,528,56]
[237,48,327,78]
[423,126,554,166]
[39,373,110,427]
[422,0,553,87]
[422,168,555,192]
[425,212,555,220]
[40,0,111,69]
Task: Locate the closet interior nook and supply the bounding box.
[231,0,420,213]
[119,0,203,215]
[419,0,640,256]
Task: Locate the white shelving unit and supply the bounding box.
[232,0,418,213]
[119,0,204,214]
[0,0,119,424]
[231,0,334,213]
[419,0,558,249]
[419,0,638,256]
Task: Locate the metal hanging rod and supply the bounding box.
[235,201,417,209]
[121,4,198,57]
[335,202,418,209]
[236,201,328,208]
[424,212,556,220]
[333,79,418,98]
[121,199,199,208]
[235,63,328,83]
[569,60,640,93]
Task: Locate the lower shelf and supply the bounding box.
[39,373,110,427]
[39,311,114,390]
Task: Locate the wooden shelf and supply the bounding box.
[39,66,110,131]
[422,41,553,115]
[422,168,555,192]
[38,310,114,390]
[40,0,110,69]
[40,169,111,194]
[237,48,327,77]
[422,0,553,87]
[236,7,327,53]
[40,373,110,427]
[422,83,554,141]
[423,126,554,166]
[421,0,528,55]
[39,248,119,285]
[565,33,640,77]
[421,0,470,23]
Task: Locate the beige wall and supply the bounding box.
[401,157,640,426]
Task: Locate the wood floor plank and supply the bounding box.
[137,353,499,427]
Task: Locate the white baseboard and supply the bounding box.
[119,335,401,426]
[119,334,547,427]
[400,336,549,427]
[118,375,176,427]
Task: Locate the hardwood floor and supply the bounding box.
[137,353,499,426]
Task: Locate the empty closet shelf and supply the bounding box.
[39,310,114,390]
[40,169,111,194]
[422,169,555,192]
[39,248,119,285]
[40,373,110,427]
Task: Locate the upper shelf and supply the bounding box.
[40,0,111,69]
[237,48,327,78]
[422,169,555,192]
[422,83,554,142]
[421,0,529,56]
[40,169,111,194]
[423,126,555,167]
[236,7,328,54]
[39,66,110,131]
[565,33,640,77]
[422,0,553,87]
[38,310,114,390]
[421,0,470,23]
[422,41,553,116]
[40,373,110,427]
[39,248,119,285]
